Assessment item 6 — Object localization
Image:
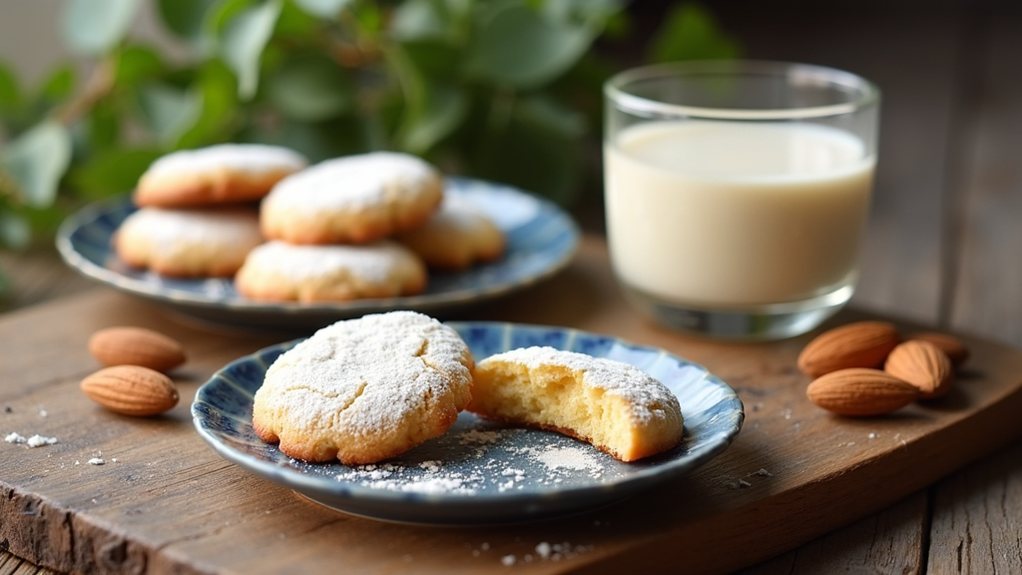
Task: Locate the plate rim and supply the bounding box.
[55,177,581,315]
[191,321,745,511]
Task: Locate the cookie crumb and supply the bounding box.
[535,542,552,559]
[88,458,105,466]
[4,432,25,444]
[501,554,516,566]
[753,468,772,477]
[868,432,878,440]
[738,478,752,488]
[38,408,47,418]
[26,434,57,448]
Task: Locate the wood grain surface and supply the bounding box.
[1,239,1021,575]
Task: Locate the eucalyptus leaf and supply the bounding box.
[648,3,740,62]
[39,66,76,102]
[115,45,166,86]
[68,148,162,199]
[293,0,352,19]
[158,0,216,43]
[0,121,72,208]
[86,102,121,151]
[138,85,203,145]
[468,2,593,88]
[391,0,448,41]
[399,83,467,154]
[178,61,238,148]
[221,0,283,99]
[62,0,139,56]
[268,54,352,121]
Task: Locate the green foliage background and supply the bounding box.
[0,0,737,269]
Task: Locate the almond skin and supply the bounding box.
[81,366,180,416]
[807,368,919,416]
[89,327,186,373]
[885,340,954,399]
[798,321,900,378]
[910,332,970,366]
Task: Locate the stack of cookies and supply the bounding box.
[116,146,506,302]
[115,144,307,277]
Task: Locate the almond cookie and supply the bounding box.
[235,240,427,302]
[468,347,684,462]
[396,195,505,270]
[135,144,307,207]
[114,207,263,277]
[260,152,443,244]
[252,311,474,464]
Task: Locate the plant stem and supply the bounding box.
[54,57,116,127]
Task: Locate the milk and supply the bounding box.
[605,121,875,308]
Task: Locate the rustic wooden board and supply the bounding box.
[2,238,1021,575]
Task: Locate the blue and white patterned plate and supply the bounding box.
[56,178,579,329]
[192,322,744,524]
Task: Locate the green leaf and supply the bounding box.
[0,209,30,249]
[220,0,283,99]
[114,45,166,86]
[67,148,163,199]
[467,3,593,88]
[85,102,121,150]
[39,65,76,102]
[62,0,139,55]
[648,3,740,62]
[267,53,352,121]
[293,0,351,18]
[157,0,216,42]
[137,84,203,145]
[178,61,239,147]
[391,0,448,41]
[0,121,72,208]
[0,61,21,112]
[399,83,467,154]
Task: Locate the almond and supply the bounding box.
[807,368,919,416]
[81,366,180,416]
[910,332,970,366]
[798,321,900,378]
[89,327,186,373]
[885,340,954,399]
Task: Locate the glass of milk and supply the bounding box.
[604,61,879,340]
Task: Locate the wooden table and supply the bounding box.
[3,3,1022,573]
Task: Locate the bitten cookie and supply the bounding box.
[114,207,263,277]
[135,144,307,207]
[396,195,505,270]
[252,311,474,464]
[260,152,443,244]
[235,240,427,302]
[468,347,684,462]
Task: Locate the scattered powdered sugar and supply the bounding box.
[496,542,594,567]
[335,461,481,495]
[531,446,603,473]
[5,432,57,448]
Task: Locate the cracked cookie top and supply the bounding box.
[251,311,473,464]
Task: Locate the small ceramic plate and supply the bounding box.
[192,322,744,524]
[56,178,578,329]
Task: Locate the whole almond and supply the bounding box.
[798,321,900,378]
[911,332,970,366]
[81,366,179,416]
[807,368,919,416]
[89,327,186,373]
[885,340,954,399]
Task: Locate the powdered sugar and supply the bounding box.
[265,152,439,213]
[241,240,423,283]
[5,432,57,448]
[119,208,263,255]
[143,144,307,178]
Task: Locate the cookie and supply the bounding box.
[260,152,443,244]
[252,311,474,464]
[135,144,307,207]
[396,195,505,270]
[235,240,427,302]
[114,207,263,277]
[467,347,684,462]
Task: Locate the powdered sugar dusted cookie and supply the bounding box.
[235,240,427,302]
[135,144,307,207]
[468,347,684,462]
[114,207,263,277]
[260,152,443,244]
[396,194,505,270]
[252,311,474,464]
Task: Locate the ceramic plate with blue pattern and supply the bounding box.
[192,322,744,524]
[57,178,578,329]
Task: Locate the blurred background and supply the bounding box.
[1,0,1020,346]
